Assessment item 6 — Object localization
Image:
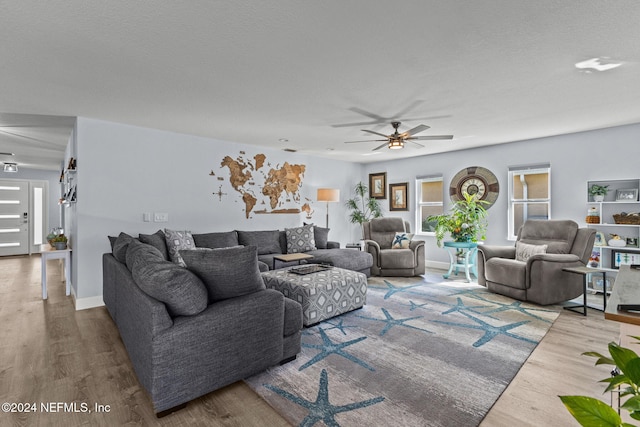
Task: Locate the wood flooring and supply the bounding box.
[0,255,621,426]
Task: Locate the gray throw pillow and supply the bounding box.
[112,232,136,264]
[237,230,282,255]
[515,241,548,262]
[193,231,239,249]
[286,224,316,253]
[126,240,208,317]
[180,245,265,302]
[164,228,196,266]
[304,222,330,249]
[139,229,169,260]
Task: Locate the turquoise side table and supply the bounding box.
[442,241,478,282]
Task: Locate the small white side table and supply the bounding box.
[40,244,72,300]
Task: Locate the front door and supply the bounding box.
[0,180,29,256]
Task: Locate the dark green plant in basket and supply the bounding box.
[560,338,640,426]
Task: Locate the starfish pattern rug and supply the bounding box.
[245,273,560,427]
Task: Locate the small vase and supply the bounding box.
[54,242,67,250]
[593,195,605,202]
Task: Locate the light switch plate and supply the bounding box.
[143,212,152,222]
[154,212,169,222]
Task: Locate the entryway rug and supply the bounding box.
[245,273,560,426]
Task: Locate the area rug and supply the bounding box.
[245,273,560,427]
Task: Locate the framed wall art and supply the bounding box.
[369,172,387,199]
[389,182,408,211]
[611,249,640,269]
[616,188,638,201]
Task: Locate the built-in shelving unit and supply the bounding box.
[59,157,77,205]
[586,179,640,279]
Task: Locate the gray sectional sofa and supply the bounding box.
[102,225,371,415]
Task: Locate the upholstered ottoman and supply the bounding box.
[261,266,367,326]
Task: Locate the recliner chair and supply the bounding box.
[477,219,596,305]
[363,217,425,276]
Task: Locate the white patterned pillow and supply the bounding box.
[392,232,413,249]
[164,228,195,266]
[285,224,316,253]
[515,241,548,262]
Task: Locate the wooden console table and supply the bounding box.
[40,244,72,300]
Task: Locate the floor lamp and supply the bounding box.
[317,188,340,228]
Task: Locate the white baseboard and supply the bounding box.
[426,260,449,271]
[74,295,105,311]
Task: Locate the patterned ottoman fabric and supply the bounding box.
[261,266,367,326]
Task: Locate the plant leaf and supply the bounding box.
[559,395,622,427]
[610,342,640,374]
[622,395,640,412]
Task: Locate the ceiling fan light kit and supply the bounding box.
[344,120,453,151]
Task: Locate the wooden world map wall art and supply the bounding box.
[212,151,310,219]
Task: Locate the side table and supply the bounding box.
[40,244,72,300]
[442,241,478,282]
[562,266,607,316]
[272,253,314,270]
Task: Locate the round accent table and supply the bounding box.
[442,241,478,282]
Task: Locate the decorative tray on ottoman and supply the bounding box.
[288,264,333,275]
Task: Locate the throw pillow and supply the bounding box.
[139,229,169,260]
[180,245,265,302]
[391,232,413,249]
[237,230,282,255]
[286,224,316,253]
[193,231,239,249]
[515,241,548,262]
[304,222,330,249]
[164,228,195,267]
[125,240,208,317]
[112,232,136,263]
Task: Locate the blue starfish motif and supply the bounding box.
[357,307,433,336]
[477,300,555,323]
[300,328,374,371]
[433,310,537,347]
[405,300,429,311]
[320,319,357,335]
[264,369,384,427]
[369,279,429,300]
[441,297,488,315]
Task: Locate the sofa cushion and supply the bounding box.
[139,229,169,260]
[515,241,548,262]
[112,232,136,264]
[392,232,413,249]
[304,222,330,249]
[485,258,527,289]
[126,240,208,317]
[180,245,266,302]
[237,230,282,255]
[380,248,416,269]
[193,231,239,249]
[286,224,316,253]
[164,228,196,266]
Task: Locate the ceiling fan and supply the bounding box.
[344,121,454,151]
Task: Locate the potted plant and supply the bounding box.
[346,182,383,235]
[427,192,489,247]
[52,234,68,250]
[589,184,609,202]
[560,338,640,426]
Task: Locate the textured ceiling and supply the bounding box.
[1,1,639,170]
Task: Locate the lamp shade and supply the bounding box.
[317,188,340,202]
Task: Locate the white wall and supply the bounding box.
[362,123,640,265]
[73,117,363,307]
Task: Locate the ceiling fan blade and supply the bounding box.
[412,135,454,140]
[362,129,391,138]
[373,142,390,151]
[401,124,430,138]
[407,140,425,148]
[344,139,388,144]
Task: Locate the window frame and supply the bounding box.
[415,174,444,236]
[507,165,551,240]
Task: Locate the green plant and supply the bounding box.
[345,182,383,225]
[52,234,67,243]
[427,192,489,247]
[560,338,640,426]
[589,184,610,196]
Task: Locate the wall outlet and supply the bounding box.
[154,212,169,222]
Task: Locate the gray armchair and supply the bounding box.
[363,217,425,276]
[477,219,596,305]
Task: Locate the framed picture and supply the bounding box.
[611,249,640,269]
[594,232,606,246]
[369,172,387,199]
[616,188,638,201]
[627,237,639,247]
[389,182,408,211]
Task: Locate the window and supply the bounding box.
[416,175,443,234]
[508,164,551,239]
